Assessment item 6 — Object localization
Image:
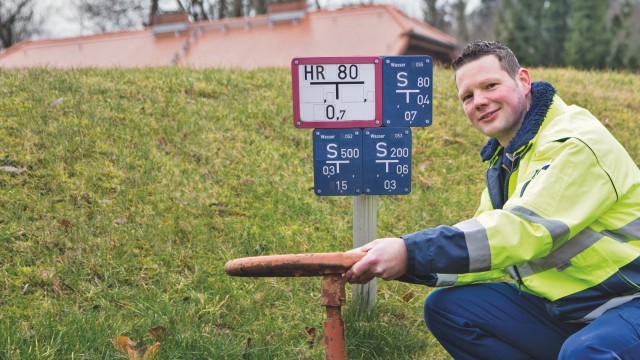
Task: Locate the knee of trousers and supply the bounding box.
[423,288,459,332]
[424,287,465,314]
[558,332,614,359]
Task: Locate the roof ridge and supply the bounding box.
[381,4,413,33]
[0,4,457,69]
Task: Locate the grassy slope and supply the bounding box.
[0,66,638,359]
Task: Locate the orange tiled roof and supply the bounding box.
[0,5,457,69]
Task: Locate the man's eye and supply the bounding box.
[462,94,472,102]
[486,83,497,89]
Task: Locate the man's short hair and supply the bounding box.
[452,40,520,79]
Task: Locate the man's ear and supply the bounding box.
[517,68,532,94]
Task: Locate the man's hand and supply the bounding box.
[344,237,408,284]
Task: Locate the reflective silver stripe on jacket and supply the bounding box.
[435,273,458,287]
[602,217,640,242]
[517,228,604,277]
[454,218,491,272]
[507,206,570,244]
[568,293,640,323]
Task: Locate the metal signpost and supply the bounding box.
[292,55,432,312]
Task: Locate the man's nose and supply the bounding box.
[474,91,489,109]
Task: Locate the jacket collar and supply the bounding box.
[480,81,556,162]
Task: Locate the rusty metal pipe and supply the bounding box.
[224,252,364,359]
[321,274,347,360]
[323,306,346,360]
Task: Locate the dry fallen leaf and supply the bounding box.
[113,335,160,360]
[402,289,415,303]
[127,345,142,360]
[418,159,433,172]
[443,136,466,144]
[304,327,317,347]
[52,277,63,294]
[147,326,166,341]
[113,335,136,353]
[58,219,73,228]
[142,343,160,360]
[40,270,63,294]
[239,177,255,185]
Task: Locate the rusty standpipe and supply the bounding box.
[224,252,365,360]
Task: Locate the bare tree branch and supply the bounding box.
[74,0,148,34]
[0,0,41,49]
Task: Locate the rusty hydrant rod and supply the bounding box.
[321,274,347,360]
[224,253,365,359]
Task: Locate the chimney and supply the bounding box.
[268,0,307,23]
[151,12,190,35]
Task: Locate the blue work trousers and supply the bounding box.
[424,282,640,359]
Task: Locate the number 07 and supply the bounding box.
[404,111,417,121]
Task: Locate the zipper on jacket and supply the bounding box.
[501,153,527,291]
[500,153,518,205]
[511,265,525,291]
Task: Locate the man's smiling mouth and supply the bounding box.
[479,109,498,122]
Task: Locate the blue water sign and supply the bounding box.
[382,56,433,127]
[363,127,412,195]
[313,128,363,196]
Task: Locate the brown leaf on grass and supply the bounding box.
[442,136,466,145]
[113,335,160,360]
[58,219,73,228]
[114,217,128,225]
[418,159,433,172]
[147,326,166,341]
[239,177,255,186]
[402,290,415,303]
[209,202,229,210]
[40,269,64,294]
[113,335,137,353]
[127,345,143,360]
[52,277,63,294]
[156,137,173,155]
[214,323,233,331]
[304,327,317,347]
[142,343,160,360]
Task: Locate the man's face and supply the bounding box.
[455,55,531,147]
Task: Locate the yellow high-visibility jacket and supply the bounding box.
[401,82,640,322]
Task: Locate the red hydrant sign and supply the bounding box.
[291,56,383,129]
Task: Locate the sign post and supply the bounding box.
[352,194,376,312]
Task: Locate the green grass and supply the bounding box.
[1,65,638,359]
